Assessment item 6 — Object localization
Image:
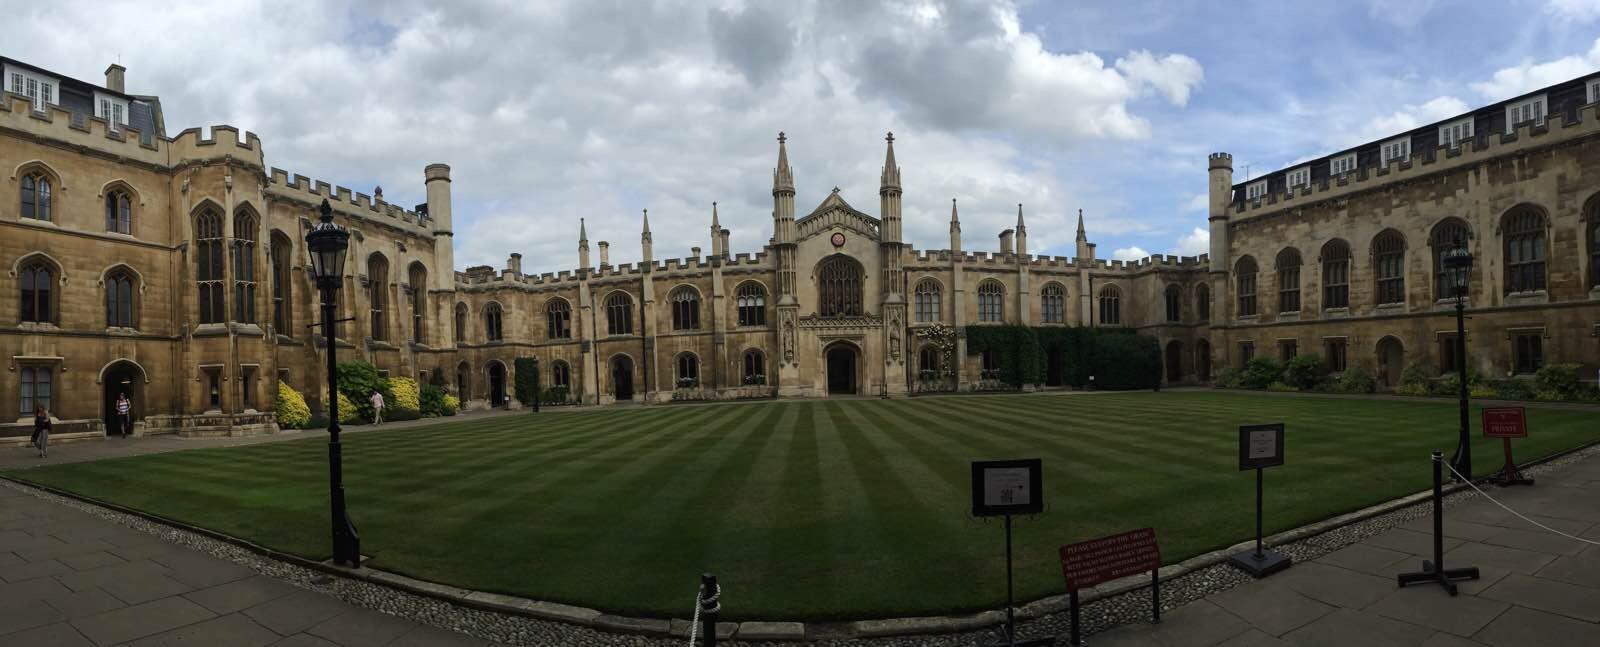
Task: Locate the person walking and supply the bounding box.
[115,393,132,438]
[32,406,50,458]
[370,390,385,426]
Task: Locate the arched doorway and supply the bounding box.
[456,361,472,402]
[611,355,635,401]
[487,362,507,408]
[101,360,144,436]
[1165,341,1184,384]
[1376,336,1405,388]
[825,343,858,395]
[1195,339,1212,382]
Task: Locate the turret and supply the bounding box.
[949,198,962,253]
[879,132,902,243]
[772,132,795,244]
[1014,203,1027,256]
[578,218,591,269]
[1208,153,1234,273]
[1074,209,1095,261]
[425,163,455,290]
[641,209,653,267]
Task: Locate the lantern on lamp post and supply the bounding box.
[1442,238,1474,482]
[305,199,361,566]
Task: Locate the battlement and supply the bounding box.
[1209,152,1233,170]
[0,92,166,165]
[267,167,432,236]
[168,125,263,167]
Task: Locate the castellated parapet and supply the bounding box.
[266,167,433,238]
[1208,152,1233,170]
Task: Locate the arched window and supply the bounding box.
[675,353,699,388]
[232,210,258,323]
[1429,218,1471,299]
[1503,207,1547,293]
[977,280,1004,322]
[1322,239,1350,309]
[196,209,225,324]
[918,345,940,376]
[546,299,572,339]
[1164,284,1182,322]
[454,303,468,343]
[20,172,51,221]
[606,292,633,335]
[817,256,863,317]
[105,190,132,234]
[456,361,471,398]
[1590,199,1600,288]
[484,302,503,341]
[1276,248,1302,313]
[670,286,701,330]
[1373,230,1405,305]
[1236,256,1258,316]
[105,268,135,328]
[742,349,766,385]
[1099,285,1121,325]
[368,254,388,341]
[408,263,427,343]
[1195,282,1210,320]
[270,234,293,334]
[551,360,571,388]
[19,258,55,324]
[1042,282,1066,323]
[914,279,942,323]
[737,282,767,326]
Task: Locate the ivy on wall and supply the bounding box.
[513,357,541,406]
[964,325,1160,390]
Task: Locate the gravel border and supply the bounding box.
[6,439,1596,645]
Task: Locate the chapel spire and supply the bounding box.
[1076,208,1087,241]
[1015,203,1027,256]
[773,131,794,193]
[578,217,591,269]
[880,131,901,190]
[641,209,653,266]
[710,202,724,258]
[949,198,962,253]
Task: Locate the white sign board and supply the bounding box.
[984,467,1032,507]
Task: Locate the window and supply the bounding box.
[1236,256,1258,317]
[105,190,132,234]
[1322,239,1351,309]
[95,94,128,131]
[241,367,256,411]
[456,363,470,397]
[1279,340,1297,361]
[736,282,767,326]
[196,210,226,322]
[368,255,388,341]
[918,345,939,376]
[1514,332,1543,374]
[8,70,56,111]
[818,256,864,317]
[914,279,942,323]
[1325,339,1347,373]
[454,303,468,343]
[675,353,699,388]
[1164,284,1181,323]
[606,292,633,335]
[205,368,222,410]
[271,236,292,334]
[1439,117,1474,148]
[106,268,135,328]
[1589,77,1600,104]
[1042,283,1066,323]
[1196,283,1210,320]
[1429,219,1471,300]
[20,366,51,415]
[1381,136,1411,167]
[977,280,1004,322]
[1503,207,1547,293]
[1239,341,1255,364]
[1506,94,1547,130]
[552,361,571,388]
[1373,230,1405,305]
[1098,285,1121,325]
[1246,180,1267,200]
[670,286,700,330]
[742,350,766,385]
[484,302,503,341]
[1276,248,1302,313]
[980,349,999,376]
[409,264,427,343]
[19,258,54,324]
[20,172,52,221]
[1329,153,1357,176]
[1438,334,1462,376]
[1590,204,1600,288]
[546,299,572,339]
[232,211,257,323]
[1285,167,1310,192]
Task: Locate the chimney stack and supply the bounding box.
[720,229,730,259]
[507,253,522,275]
[105,64,125,93]
[598,241,610,267]
[999,228,1015,254]
[691,246,701,259]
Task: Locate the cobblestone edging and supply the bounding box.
[5,440,1596,645]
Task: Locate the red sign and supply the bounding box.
[1483,407,1528,439]
[1060,528,1161,590]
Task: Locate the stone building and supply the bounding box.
[3,54,1596,441]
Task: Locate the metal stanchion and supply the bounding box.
[1397,451,1479,595]
[696,573,720,647]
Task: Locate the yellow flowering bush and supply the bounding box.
[442,393,460,416]
[336,392,361,424]
[389,377,421,412]
[274,381,311,428]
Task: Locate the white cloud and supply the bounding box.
[1545,0,1600,21]
[1182,193,1208,212]
[1174,227,1209,256]
[1111,246,1149,261]
[1114,50,1204,106]
[1349,96,1468,146]
[1469,37,1600,100]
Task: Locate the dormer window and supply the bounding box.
[1439,117,1474,149]
[1381,137,1411,168]
[1245,180,1267,200]
[95,93,129,132]
[1506,94,1546,130]
[1329,152,1357,176]
[1285,167,1310,192]
[1587,77,1599,104]
[6,69,57,112]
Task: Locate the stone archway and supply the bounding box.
[825,342,859,395]
[1195,339,1212,382]
[487,361,508,408]
[1166,340,1184,384]
[611,355,635,401]
[1376,336,1405,388]
[101,360,144,436]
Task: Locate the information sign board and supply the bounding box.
[970,458,1043,517]
[1482,407,1528,439]
[1059,527,1161,590]
[1238,423,1285,470]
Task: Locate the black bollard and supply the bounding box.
[699,573,720,647]
[1397,451,1479,595]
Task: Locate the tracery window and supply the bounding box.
[742,350,766,385]
[606,292,633,335]
[20,172,51,221]
[368,255,388,341]
[1429,219,1471,299]
[1590,206,1600,288]
[106,190,132,234]
[977,280,1003,322]
[1236,256,1258,317]
[914,279,942,323]
[1322,240,1350,309]
[271,235,292,334]
[1164,284,1181,322]
[551,361,571,388]
[1373,230,1405,305]
[1042,282,1065,323]
[196,210,225,324]
[1276,248,1301,313]
[817,256,863,317]
[1098,285,1121,325]
[1503,207,1547,293]
[232,211,258,323]
[1196,283,1210,320]
[736,282,766,326]
[670,286,700,331]
[546,299,572,339]
[454,303,468,343]
[19,258,54,324]
[484,302,503,341]
[409,263,427,343]
[675,353,699,387]
[105,268,135,328]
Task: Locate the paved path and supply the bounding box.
[1091,453,1600,647]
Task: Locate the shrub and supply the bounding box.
[386,407,422,422]
[1266,381,1298,392]
[274,381,311,429]
[429,369,446,388]
[306,413,328,430]
[1468,384,1497,399]
[420,384,448,417]
[1241,357,1283,390]
[389,377,421,413]
[1535,363,1583,401]
[1214,367,1244,389]
[336,361,391,423]
[1282,355,1326,391]
[514,358,542,406]
[541,385,571,405]
[1430,373,1460,397]
[1336,366,1376,394]
[1398,364,1431,391]
[442,394,460,416]
[335,392,360,424]
[1493,379,1533,401]
[1395,382,1430,396]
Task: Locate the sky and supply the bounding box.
[9,0,1600,271]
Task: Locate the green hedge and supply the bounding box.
[514,357,541,406]
[965,325,1160,390]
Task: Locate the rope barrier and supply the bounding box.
[1441,461,1600,547]
[688,581,722,646]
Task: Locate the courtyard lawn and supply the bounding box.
[7,392,1597,620]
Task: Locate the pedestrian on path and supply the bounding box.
[31,406,50,458]
[370,390,385,425]
[116,393,132,438]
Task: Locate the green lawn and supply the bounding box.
[8,392,1597,620]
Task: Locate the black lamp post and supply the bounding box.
[306,199,361,567]
[1443,238,1474,482]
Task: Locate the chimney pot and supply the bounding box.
[105,64,126,93]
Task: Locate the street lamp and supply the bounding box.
[1443,238,1474,482]
[306,199,361,567]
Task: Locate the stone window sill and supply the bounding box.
[1322,307,1349,319]
[193,323,229,337]
[1277,311,1301,322]
[1375,302,1407,314]
[18,321,60,332]
[1505,290,1549,306]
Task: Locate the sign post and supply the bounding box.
[1482,407,1532,486]
[1059,528,1162,647]
[1229,423,1291,578]
[971,459,1049,647]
